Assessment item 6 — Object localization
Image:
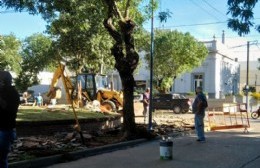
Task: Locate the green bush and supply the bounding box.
[186,92,195,96]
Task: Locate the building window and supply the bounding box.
[193,74,203,91]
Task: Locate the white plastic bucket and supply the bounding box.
[51,99,57,105]
[160,140,173,160]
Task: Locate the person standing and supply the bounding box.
[22,91,28,104]
[36,93,43,106]
[0,71,20,168]
[192,87,208,142]
[142,88,150,124]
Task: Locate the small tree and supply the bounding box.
[145,30,208,93]
[15,33,53,92]
[0,34,22,73]
[47,2,115,74]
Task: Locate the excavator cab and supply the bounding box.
[76,73,109,101]
[75,73,123,112]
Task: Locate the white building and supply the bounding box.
[173,39,240,99]
[239,61,260,92]
[27,71,53,96]
[133,37,240,99]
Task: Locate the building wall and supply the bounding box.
[156,39,239,99]
[217,54,240,98]
[239,61,259,92]
[132,40,239,98]
[133,52,150,91]
[27,71,53,96]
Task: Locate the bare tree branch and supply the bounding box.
[124,0,131,19]
[103,0,122,44]
[113,0,124,21]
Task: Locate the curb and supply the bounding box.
[9,138,148,168]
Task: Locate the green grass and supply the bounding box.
[17,107,116,122]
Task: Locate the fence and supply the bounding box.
[207,103,250,133]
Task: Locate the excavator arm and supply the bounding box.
[47,63,74,104]
[47,64,123,111]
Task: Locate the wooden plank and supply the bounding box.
[210,125,246,131]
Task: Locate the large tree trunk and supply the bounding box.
[103,0,139,139]
[119,70,136,138]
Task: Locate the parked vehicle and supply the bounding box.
[152,93,191,114]
[251,106,260,119]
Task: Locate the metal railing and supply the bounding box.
[207,103,250,133]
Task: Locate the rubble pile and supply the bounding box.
[152,115,195,137]
[9,129,122,163]
[9,114,195,163]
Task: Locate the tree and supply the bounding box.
[227,0,260,36]
[0,34,22,73]
[1,0,154,139]
[102,0,147,138]
[46,1,115,74]
[15,33,53,92]
[227,0,260,83]
[158,9,172,23]
[145,30,208,93]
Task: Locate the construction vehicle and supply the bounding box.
[46,63,123,112]
[72,73,123,112]
[46,63,73,104]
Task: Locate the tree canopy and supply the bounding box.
[14,33,53,91]
[227,0,259,36]
[1,0,157,139]
[0,34,22,73]
[145,30,208,93]
[227,0,260,72]
[46,0,115,74]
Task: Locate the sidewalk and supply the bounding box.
[45,119,260,168]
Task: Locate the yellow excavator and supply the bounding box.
[46,63,123,112]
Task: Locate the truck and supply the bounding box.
[152,93,191,114]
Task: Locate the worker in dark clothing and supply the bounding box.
[0,71,20,168]
[192,86,208,142]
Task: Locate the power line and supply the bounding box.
[201,0,227,18]
[159,21,227,28]
[212,34,260,39]
[189,0,222,21]
[233,50,260,52]
[147,18,260,29]
[0,10,15,14]
[228,41,259,49]
[0,10,26,14]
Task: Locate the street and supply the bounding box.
[45,118,260,168]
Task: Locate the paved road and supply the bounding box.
[46,118,260,168]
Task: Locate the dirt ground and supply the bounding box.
[9,102,195,163]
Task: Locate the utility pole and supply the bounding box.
[255,74,257,88]
[246,41,249,111]
[148,0,154,131]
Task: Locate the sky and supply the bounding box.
[0,0,260,62]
